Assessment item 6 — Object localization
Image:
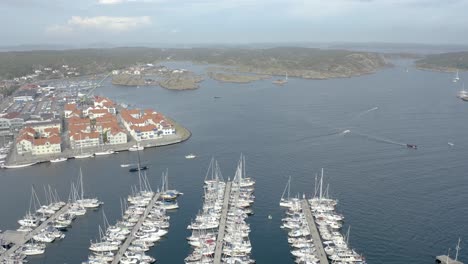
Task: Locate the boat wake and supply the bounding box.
[349,130,406,147]
[352,107,379,120]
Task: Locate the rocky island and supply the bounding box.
[416,51,468,72]
[112,73,145,86]
[159,71,204,90]
[207,71,269,83]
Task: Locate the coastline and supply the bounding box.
[2,117,191,169]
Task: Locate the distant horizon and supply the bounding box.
[1,41,468,54]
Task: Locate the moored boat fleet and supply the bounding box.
[83,171,181,264]
[280,169,366,264]
[0,170,102,263]
[185,155,256,264]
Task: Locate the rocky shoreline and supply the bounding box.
[207,72,270,83]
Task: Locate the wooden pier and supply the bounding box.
[301,199,329,264]
[0,204,70,261]
[111,193,160,264]
[213,181,232,264]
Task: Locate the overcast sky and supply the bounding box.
[1,0,467,46]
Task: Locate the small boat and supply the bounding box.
[268,215,272,220]
[406,144,417,149]
[120,163,134,168]
[185,154,197,159]
[50,157,68,163]
[453,70,460,83]
[129,145,144,151]
[94,149,115,156]
[1,162,36,169]
[214,96,221,99]
[74,153,94,159]
[273,72,288,85]
[129,166,148,172]
[448,142,454,146]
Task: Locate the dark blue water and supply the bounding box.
[1,61,467,264]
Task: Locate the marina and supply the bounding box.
[301,200,329,264]
[0,174,102,263]
[0,62,467,263]
[83,172,180,264]
[280,170,366,264]
[186,156,255,264]
[212,181,232,264]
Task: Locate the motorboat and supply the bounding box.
[406,144,417,149]
[185,154,197,159]
[129,165,148,172]
[94,149,115,156]
[50,157,68,163]
[129,145,144,151]
[1,162,36,169]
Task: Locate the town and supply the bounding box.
[0,69,190,168]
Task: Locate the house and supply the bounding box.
[64,103,81,118]
[120,108,175,141]
[88,108,110,119]
[70,131,101,149]
[31,135,61,155]
[15,126,61,155]
[28,120,61,134]
[106,127,127,145]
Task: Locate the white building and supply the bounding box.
[107,129,128,145]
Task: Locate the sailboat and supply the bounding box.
[160,169,183,200]
[74,134,93,159]
[453,70,460,83]
[272,72,288,85]
[129,148,148,172]
[75,168,103,208]
[279,176,298,208]
[457,83,468,101]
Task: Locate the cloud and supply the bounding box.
[46,16,152,34]
[97,0,125,4]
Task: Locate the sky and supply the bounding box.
[1,0,468,46]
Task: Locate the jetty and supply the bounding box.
[301,199,329,264]
[111,192,160,264]
[213,181,232,264]
[0,204,70,261]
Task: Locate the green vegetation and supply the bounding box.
[112,73,145,86]
[0,47,387,80]
[207,72,269,83]
[416,52,468,71]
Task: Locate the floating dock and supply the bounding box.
[213,181,232,264]
[111,193,160,264]
[301,199,329,264]
[0,204,70,261]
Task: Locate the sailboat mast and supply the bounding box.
[455,238,461,261]
[319,168,324,200]
[80,167,84,200]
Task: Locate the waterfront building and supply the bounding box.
[15,126,62,155]
[120,108,175,141]
[70,131,101,149]
[106,127,128,145]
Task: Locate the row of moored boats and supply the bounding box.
[185,155,256,264]
[82,171,181,264]
[280,170,366,264]
[1,170,102,263]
